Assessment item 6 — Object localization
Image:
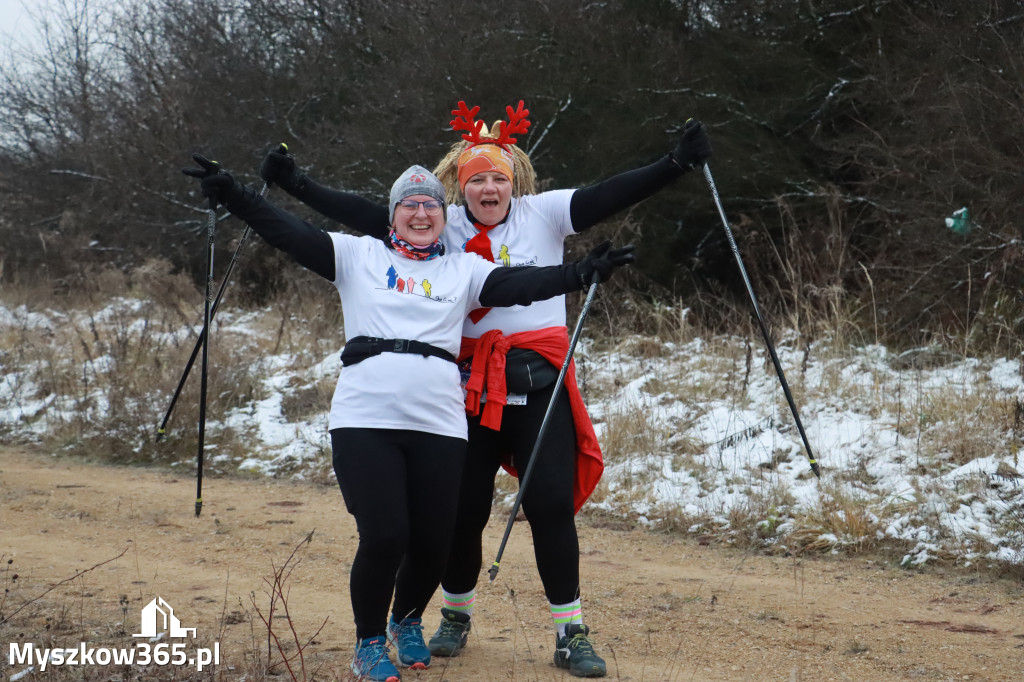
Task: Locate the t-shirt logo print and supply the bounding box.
[382,266,447,302]
[386,265,416,293]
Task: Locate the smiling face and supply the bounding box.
[463,171,512,225]
[392,194,446,247]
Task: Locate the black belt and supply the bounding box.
[340,336,457,367]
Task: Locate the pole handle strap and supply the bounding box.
[340,336,456,367]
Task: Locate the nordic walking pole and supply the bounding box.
[702,163,821,478]
[156,191,260,442]
[156,145,286,442]
[488,273,601,583]
[196,194,217,518]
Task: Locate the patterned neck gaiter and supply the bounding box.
[389,229,445,261]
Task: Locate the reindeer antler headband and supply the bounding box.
[434,101,538,204]
[450,100,531,150]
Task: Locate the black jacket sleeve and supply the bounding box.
[568,154,684,232]
[479,264,583,308]
[224,185,337,281]
[292,176,391,240]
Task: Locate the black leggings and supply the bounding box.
[331,428,466,640]
[441,384,580,604]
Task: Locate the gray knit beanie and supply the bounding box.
[389,165,447,224]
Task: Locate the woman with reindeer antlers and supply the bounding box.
[183,157,634,682]
[258,101,711,678]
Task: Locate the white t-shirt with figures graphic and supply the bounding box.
[327,233,499,439]
[442,190,576,338]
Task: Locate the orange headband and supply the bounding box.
[457,144,514,192]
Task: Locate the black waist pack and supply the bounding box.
[504,347,559,394]
[341,336,456,367]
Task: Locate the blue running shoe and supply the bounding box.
[351,635,400,682]
[387,617,430,669]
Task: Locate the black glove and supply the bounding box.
[182,154,245,207]
[670,119,712,171]
[259,144,306,194]
[575,241,636,286]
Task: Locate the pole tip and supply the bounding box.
[195,498,203,517]
[487,563,499,583]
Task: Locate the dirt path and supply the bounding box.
[2,447,1023,681]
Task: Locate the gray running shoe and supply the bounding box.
[553,624,607,678]
[427,608,471,657]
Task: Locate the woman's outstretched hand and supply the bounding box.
[575,241,636,285]
[258,144,306,194]
[183,154,244,206]
[670,119,712,170]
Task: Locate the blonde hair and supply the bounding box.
[433,121,537,206]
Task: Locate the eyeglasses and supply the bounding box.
[398,199,444,216]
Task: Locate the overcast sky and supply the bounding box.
[0,0,33,38]
[0,0,45,58]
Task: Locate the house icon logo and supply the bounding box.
[133,597,197,638]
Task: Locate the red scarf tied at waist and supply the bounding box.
[458,327,604,513]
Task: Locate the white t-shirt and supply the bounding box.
[442,190,576,338]
[327,233,499,439]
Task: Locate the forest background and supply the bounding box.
[1,0,1021,352]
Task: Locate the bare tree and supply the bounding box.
[0,0,1021,349]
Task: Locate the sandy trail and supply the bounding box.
[2,447,1023,681]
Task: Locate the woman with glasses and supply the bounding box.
[257,102,711,678]
[257,103,710,678]
[183,157,633,682]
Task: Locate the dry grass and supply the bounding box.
[0,261,341,475]
[0,550,230,681]
[2,261,1022,572]
[0,536,340,682]
[779,480,883,555]
[578,295,1022,566]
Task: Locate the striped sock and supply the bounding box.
[441,589,475,617]
[549,598,583,638]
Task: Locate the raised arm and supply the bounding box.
[183,154,337,280]
[569,119,712,232]
[259,146,391,240]
[479,242,635,308]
